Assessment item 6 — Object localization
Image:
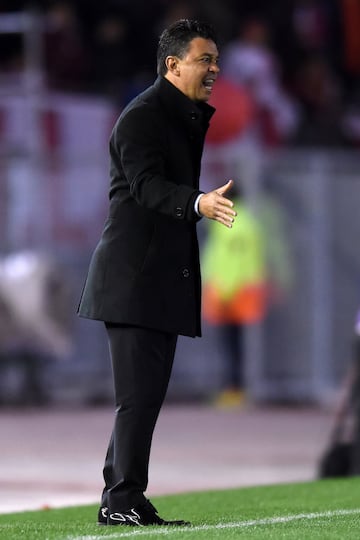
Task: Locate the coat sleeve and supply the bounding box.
[111,104,203,222]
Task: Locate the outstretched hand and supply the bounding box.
[199,179,236,228]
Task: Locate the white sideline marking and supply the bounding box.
[65,508,360,539]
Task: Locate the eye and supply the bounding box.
[199,56,218,65]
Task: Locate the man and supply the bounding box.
[78,19,236,527]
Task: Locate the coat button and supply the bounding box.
[182,268,190,278]
[175,207,183,218]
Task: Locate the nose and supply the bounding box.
[210,61,220,73]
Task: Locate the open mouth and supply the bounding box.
[203,78,215,91]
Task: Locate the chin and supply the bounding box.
[198,93,210,102]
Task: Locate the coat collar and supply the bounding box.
[154,76,215,127]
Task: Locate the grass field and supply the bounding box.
[0,478,359,540]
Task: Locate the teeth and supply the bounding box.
[204,80,214,89]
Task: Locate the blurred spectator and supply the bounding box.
[291,55,346,146]
[340,0,360,90]
[158,0,195,27]
[257,178,294,305]
[221,16,299,147]
[89,10,133,102]
[151,1,196,68]
[0,34,23,73]
[292,0,331,53]
[196,0,239,46]
[0,251,73,405]
[342,87,360,146]
[0,3,25,73]
[43,1,90,92]
[338,0,360,145]
[289,0,343,83]
[201,185,268,407]
[206,76,256,145]
[0,251,72,357]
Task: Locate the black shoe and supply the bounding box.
[97,506,108,525]
[108,499,190,526]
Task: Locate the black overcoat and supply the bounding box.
[78,76,215,337]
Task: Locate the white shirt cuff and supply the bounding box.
[194,193,204,216]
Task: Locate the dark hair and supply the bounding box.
[157,19,217,77]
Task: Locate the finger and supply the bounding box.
[216,179,234,196]
[215,209,235,226]
[220,200,237,214]
[216,197,237,215]
[216,215,234,228]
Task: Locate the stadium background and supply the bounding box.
[0,0,360,405]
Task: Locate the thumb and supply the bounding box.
[217,179,234,196]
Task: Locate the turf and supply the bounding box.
[0,478,359,539]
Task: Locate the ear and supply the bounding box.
[165,55,180,76]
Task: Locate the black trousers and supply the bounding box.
[101,323,178,511]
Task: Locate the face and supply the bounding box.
[165,37,220,102]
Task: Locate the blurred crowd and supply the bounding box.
[0,0,360,147]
